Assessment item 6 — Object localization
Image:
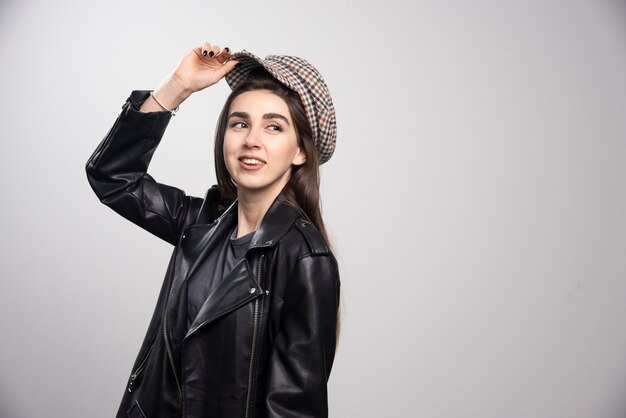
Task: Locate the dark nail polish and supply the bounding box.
[224,47,230,53]
[202,50,208,56]
[208,51,215,57]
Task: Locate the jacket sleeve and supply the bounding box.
[265,254,341,418]
[85,90,208,245]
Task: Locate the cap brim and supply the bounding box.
[226,51,280,91]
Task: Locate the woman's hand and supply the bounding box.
[140,42,238,114]
[171,42,238,93]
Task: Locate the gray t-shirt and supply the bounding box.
[187,227,254,326]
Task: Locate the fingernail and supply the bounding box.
[202,50,208,56]
[208,51,215,57]
[224,47,230,53]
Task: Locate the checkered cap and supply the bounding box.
[225,51,337,164]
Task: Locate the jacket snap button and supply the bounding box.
[249,287,256,294]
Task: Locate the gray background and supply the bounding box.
[1,0,625,417]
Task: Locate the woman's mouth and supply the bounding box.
[238,157,266,170]
[239,157,265,165]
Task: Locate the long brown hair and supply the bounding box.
[214,69,329,245]
[214,70,341,344]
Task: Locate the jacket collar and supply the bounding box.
[173,193,301,293]
[217,194,302,252]
[250,195,301,249]
[165,193,303,345]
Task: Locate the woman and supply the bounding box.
[86,42,340,418]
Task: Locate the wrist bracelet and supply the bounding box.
[150,91,180,116]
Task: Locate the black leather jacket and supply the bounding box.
[85,91,340,418]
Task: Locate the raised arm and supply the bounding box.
[85,43,239,245]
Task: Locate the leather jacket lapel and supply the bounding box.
[166,197,301,343]
[177,201,237,290]
[185,257,261,339]
[164,202,238,352]
[248,196,300,250]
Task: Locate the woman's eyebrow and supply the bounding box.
[228,111,290,126]
[228,111,249,120]
[263,113,290,126]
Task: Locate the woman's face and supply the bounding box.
[223,89,306,199]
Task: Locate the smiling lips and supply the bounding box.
[238,156,266,170]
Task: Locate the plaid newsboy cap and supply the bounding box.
[225,51,337,165]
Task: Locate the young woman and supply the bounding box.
[86,42,340,418]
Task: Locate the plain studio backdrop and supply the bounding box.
[1,0,625,417]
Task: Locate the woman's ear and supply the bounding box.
[292,147,307,166]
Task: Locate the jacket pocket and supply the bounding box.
[126,400,148,418]
[127,328,159,393]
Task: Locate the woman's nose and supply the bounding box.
[243,127,262,148]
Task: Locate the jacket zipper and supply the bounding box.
[127,330,158,392]
[87,102,126,168]
[244,254,265,418]
[164,317,182,396]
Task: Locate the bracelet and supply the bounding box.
[150,91,180,116]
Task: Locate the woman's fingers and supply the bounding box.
[215,46,231,63]
[213,59,239,79]
[199,42,233,63]
[200,42,212,57]
[181,42,238,89]
[201,42,221,58]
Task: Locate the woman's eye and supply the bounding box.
[267,124,282,132]
[230,121,247,129]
